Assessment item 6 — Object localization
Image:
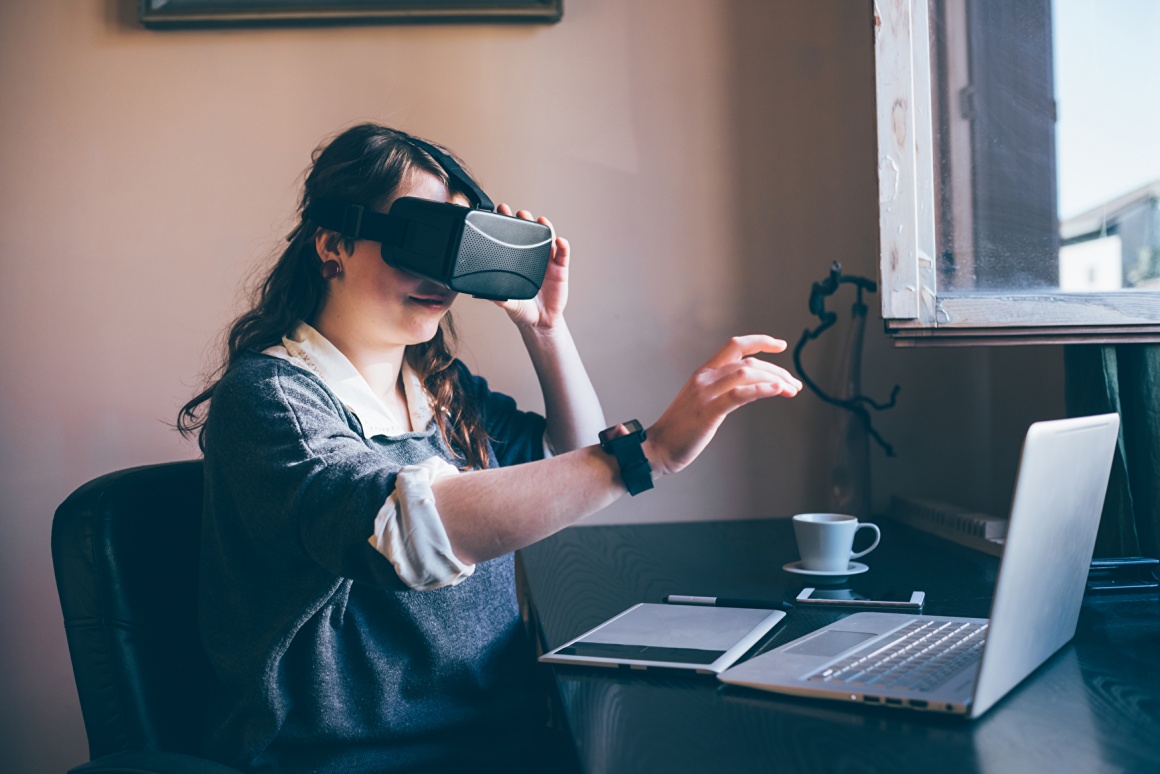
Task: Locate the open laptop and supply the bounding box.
[718,413,1120,718]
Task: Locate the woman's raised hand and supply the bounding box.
[492,203,568,330]
[645,336,802,477]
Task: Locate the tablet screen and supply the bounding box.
[540,603,785,672]
[555,641,725,665]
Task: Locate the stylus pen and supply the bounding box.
[665,594,792,611]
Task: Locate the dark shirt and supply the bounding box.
[199,351,551,773]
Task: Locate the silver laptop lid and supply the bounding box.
[971,413,1119,717]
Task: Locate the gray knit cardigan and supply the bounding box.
[198,351,550,773]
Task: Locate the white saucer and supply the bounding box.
[782,560,869,579]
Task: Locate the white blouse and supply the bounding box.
[263,322,472,591]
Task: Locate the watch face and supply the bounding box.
[600,419,644,446]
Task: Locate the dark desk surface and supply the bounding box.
[518,518,1160,774]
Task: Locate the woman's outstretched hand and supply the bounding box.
[645,335,802,477]
[492,203,568,331]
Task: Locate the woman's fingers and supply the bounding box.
[708,380,795,414]
[491,297,522,315]
[707,358,802,396]
[704,335,788,369]
[648,338,798,477]
[498,203,539,223]
[691,357,801,396]
[701,362,801,409]
[551,236,570,268]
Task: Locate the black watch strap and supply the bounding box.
[599,420,654,496]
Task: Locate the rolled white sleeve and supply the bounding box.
[367,456,474,591]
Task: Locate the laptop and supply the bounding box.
[718,413,1120,718]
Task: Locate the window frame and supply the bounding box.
[872,0,1160,346]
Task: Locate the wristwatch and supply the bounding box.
[599,419,654,496]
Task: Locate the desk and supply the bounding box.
[518,518,1160,773]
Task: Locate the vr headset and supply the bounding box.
[306,136,552,301]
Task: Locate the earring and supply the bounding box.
[321,260,342,280]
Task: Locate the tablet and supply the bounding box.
[538,603,785,674]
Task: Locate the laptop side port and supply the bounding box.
[884,698,903,706]
[908,699,928,708]
[863,696,881,703]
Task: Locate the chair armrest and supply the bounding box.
[69,750,245,774]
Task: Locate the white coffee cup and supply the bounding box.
[792,513,881,572]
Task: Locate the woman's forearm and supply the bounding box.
[519,318,606,453]
[435,334,803,566]
[432,442,645,565]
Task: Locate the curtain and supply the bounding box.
[1064,344,1160,558]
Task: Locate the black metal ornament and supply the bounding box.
[793,261,900,456]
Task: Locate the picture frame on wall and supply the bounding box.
[139,0,563,27]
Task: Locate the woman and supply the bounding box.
[179,123,801,773]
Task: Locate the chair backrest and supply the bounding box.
[52,460,212,760]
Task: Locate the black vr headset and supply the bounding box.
[306,137,553,301]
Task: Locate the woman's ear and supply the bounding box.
[314,228,347,262]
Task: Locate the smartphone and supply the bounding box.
[1086,556,1159,593]
[795,588,925,610]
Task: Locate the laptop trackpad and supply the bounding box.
[786,630,876,657]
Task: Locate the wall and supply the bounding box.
[0,1,1063,770]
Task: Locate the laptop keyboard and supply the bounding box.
[806,620,988,693]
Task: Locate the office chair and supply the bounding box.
[52,460,242,774]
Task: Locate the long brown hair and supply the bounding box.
[178,123,491,469]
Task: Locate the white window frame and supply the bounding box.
[872,0,1160,346]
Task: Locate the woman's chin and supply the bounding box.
[404,320,445,346]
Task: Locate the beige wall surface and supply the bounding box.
[0,1,1063,770]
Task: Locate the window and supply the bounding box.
[873,0,1160,345]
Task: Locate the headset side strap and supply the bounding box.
[307,200,405,246]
